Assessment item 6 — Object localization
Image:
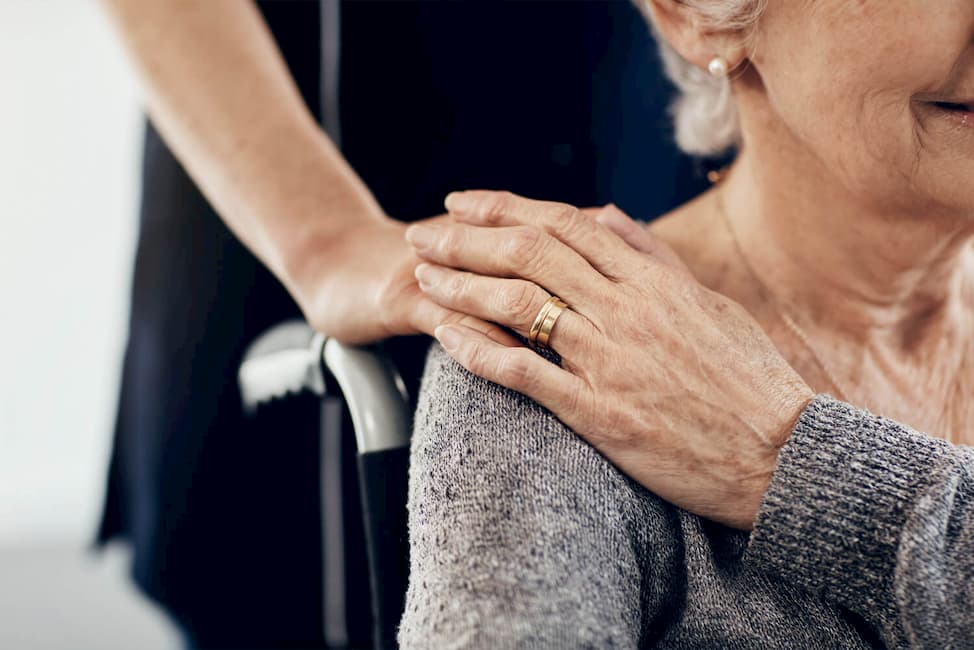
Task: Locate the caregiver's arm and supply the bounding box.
[410,190,974,646]
[100,0,502,344]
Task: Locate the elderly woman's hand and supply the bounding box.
[405,190,815,530]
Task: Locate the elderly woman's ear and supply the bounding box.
[645,0,749,74]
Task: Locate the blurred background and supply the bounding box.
[0,1,178,647]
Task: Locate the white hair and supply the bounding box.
[635,0,767,157]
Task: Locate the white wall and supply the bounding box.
[0,5,182,646]
[0,0,141,546]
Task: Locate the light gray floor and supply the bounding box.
[0,543,180,650]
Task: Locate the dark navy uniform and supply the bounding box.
[98,2,709,647]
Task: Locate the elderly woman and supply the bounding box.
[399,0,974,647]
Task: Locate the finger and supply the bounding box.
[433,323,591,422]
[594,204,689,273]
[409,292,520,347]
[444,190,646,280]
[405,221,610,310]
[415,263,596,368]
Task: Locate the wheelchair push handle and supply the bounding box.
[238,320,413,649]
[322,338,412,453]
[238,320,411,453]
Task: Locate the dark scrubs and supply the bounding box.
[98,1,710,648]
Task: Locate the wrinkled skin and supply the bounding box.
[410,0,974,526]
[408,191,813,530]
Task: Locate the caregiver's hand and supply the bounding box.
[289,215,519,345]
[405,191,815,530]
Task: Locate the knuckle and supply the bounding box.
[495,351,534,389]
[553,204,589,237]
[462,342,487,374]
[494,190,517,208]
[476,191,512,224]
[503,226,546,266]
[498,282,538,323]
[491,190,516,211]
[433,225,462,260]
[445,270,468,297]
[481,209,505,226]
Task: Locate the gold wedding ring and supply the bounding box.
[528,295,569,351]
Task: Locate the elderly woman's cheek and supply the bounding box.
[851,95,925,181]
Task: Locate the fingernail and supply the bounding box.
[405,224,436,251]
[435,325,463,352]
[414,263,444,289]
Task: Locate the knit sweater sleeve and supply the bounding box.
[398,346,673,649]
[747,394,974,647]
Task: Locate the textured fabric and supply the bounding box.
[400,347,882,649]
[99,2,712,646]
[749,394,974,648]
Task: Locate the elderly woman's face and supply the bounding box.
[750,0,974,216]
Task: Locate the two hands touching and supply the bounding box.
[286,214,515,346]
[400,191,815,530]
[293,189,815,529]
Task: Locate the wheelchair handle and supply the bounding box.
[322,338,411,454]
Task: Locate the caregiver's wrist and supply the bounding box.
[280,211,394,294]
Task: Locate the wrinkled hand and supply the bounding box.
[288,215,519,345]
[406,191,814,529]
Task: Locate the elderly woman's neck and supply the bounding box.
[718,157,974,350]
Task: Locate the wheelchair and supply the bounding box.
[238,321,413,649]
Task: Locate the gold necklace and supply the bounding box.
[714,190,853,402]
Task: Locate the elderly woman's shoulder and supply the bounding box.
[415,344,593,465]
[412,344,673,524]
[403,345,686,648]
[402,345,688,648]
[415,342,560,438]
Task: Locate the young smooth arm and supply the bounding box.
[99,0,511,344]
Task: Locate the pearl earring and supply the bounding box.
[708,56,729,78]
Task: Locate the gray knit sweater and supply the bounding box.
[399,345,974,649]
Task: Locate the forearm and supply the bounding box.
[100,0,385,290]
[747,395,974,647]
